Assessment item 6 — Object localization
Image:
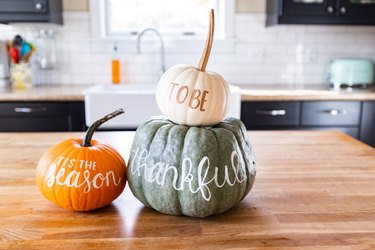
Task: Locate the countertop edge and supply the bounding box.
[1,85,375,102]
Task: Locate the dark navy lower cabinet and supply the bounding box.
[241,101,300,128]
[360,102,375,147]
[0,101,85,132]
[242,100,374,147]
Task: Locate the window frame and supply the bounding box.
[104,0,221,37]
[89,0,236,54]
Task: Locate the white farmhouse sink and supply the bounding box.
[83,84,241,129]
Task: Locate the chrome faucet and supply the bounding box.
[136,28,166,77]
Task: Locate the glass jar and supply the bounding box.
[10,63,33,89]
[34,29,56,69]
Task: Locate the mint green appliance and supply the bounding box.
[329,59,374,88]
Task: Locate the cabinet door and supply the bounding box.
[340,0,375,18]
[0,0,62,24]
[241,102,300,128]
[0,102,69,132]
[301,101,361,126]
[68,102,86,131]
[0,0,47,13]
[360,102,375,147]
[0,102,85,132]
[282,0,335,16]
[267,0,375,25]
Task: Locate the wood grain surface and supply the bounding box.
[0,85,86,101]
[1,84,375,102]
[240,88,375,101]
[0,131,375,249]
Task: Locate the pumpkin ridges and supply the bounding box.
[127,118,256,217]
[156,64,230,126]
[167,124,189,214]
[36,111,126,212]
[210,128,226,215]
[48,141,77,209]
[38,139,73,192]
[171,67,198,124]
[71,144,85,211]
[86,146,102,211]
[67,141,88,211]
[208,127,243,215]
[173,125,191,215]
[213,127,248,212]
[178,127,195,215]
[216,119,256,200]
[181,68,201,124]
[205,128,222,214]
[61,145,80,210]
[142,123,175,210]
[156,65,186,118]
[211,73,230,118]
[97,143,126,206]
[86,146,98,211]
[128,120,168,207]
[183,71,201,125]
[96,147,115,210]
[202,73,215,125]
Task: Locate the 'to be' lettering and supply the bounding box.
[169,82,209,112]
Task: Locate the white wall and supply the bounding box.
[0,11,374,86]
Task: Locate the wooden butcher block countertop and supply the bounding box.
[0,85,86,101]
[1,84,375,102]
[1,131,375,249]
[239,84,375,101]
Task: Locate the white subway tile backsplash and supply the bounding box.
[1,12,374,86]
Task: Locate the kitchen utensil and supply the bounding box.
[20,42,31,57]
[8,47,19,63]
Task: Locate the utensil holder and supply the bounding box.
[10,62,32,89]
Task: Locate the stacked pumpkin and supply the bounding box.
[127,10,257,218]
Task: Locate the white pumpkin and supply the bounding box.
[156,65,230,126]
[155,9,231,126]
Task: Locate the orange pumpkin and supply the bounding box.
[36,109,126,211]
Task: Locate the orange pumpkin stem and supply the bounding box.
[82,108,124,147]
[197,9,214,72]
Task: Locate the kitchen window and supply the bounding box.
[90,0,234,40]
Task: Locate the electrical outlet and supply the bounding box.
[248,48,265,63]
[305,46,318,64]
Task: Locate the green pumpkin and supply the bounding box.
[127,117,256,218]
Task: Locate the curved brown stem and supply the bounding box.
[197,9,215,72]
[81,108,124,147]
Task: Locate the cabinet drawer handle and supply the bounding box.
[256,109,286,116]
[317,109,346,116]
[35,3,44,10]
[327,5,334,14]
[339,6,346,14]
[14,107,47,113]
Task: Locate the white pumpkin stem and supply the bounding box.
[197,9,214,72]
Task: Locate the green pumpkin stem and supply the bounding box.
[81,108,124,147]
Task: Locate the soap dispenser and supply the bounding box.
[111,45,120,84]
